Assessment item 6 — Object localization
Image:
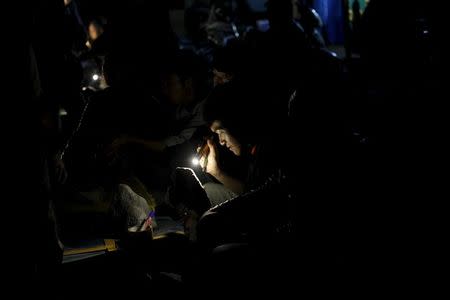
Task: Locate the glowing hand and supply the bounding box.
[199,139,220,177]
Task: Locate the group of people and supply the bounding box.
[15,0,445,297]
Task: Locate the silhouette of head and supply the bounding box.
[267,0,294,28]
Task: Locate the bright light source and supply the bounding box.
[82,87,87,91]
[92,74,100,81]
[192,157,200,166]
[59,108,68,116]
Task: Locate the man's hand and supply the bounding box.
[199,139,221,177]
[199,139,245,195]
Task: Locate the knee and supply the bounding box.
[197,211,230,247]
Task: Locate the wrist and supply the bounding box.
[210,168,223,179]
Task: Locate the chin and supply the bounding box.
[232,148,241,156]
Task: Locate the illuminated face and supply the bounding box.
[210,121,242,156]
[88,23,103,41]
[213,69,233,87]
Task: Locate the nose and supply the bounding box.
[217,132,226,146]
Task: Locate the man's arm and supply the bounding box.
[106,136,166,158]
[209,169,245,195]
[115,131,195,153]
[200,139,245,195]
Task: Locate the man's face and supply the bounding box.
[210,121,242,156]
[161,74,187,105]
[213,69,233,87]
[89,23,102,41]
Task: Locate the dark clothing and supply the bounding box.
[245,139,283,191]
[197,136,293,248]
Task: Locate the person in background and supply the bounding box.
[63,0,87,55]
[212,40,247,87]
[295,1,326,48]
[86,18,105,50]
[107,50,211,155]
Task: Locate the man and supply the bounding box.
[200,82,282,192]
[166,82,287,225]
[108,50,211,155]
[104,50,212,199]
[180,82,295,293]
[194,82,291,246]
[211,40,247,87]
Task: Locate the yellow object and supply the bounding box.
[63,239,118,256]
[153,231,186,240]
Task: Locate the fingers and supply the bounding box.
[206,138,216,155]
[206,138,214,148]
[199,156,206,169]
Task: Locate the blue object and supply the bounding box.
[248,0,346,44]
[247,0,267,12]
[312,0,345,44]
[256,19,270,32]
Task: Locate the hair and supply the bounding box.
[204,81,270,146]
[267,0,294,22]
[89,17,107,33]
